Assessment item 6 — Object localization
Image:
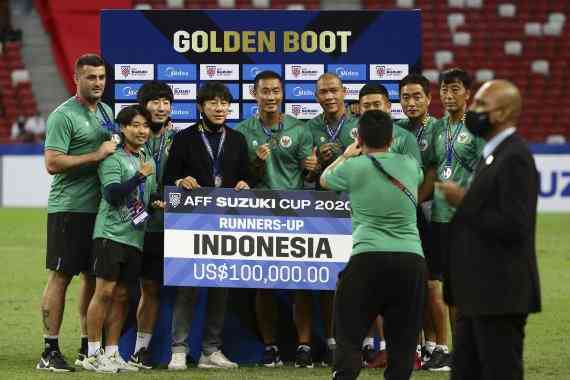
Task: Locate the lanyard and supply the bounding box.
[415,115,431,143]
[200,127,226,177]
[96,102,117,135]
[126,150,145,201]
[368,155,417,208]
[325,114,346,142]
[146,132,166,173]
[445,120,463,166]
[261,122,284,144]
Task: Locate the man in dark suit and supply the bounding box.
[437,80,541,380]
[163,81,251,371]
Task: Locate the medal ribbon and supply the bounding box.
[326,114,346,143]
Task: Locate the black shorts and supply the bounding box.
[417,208,440,281]
[46,212,96,276]
[91,238,142,284]
[141,232,164,283]
[430,221,450,282]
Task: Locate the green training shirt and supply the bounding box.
[389,124,423,166]
[144,128,176,232]
[236,114,312,190]
[307,112,359,161]
[395,116,438,167]
[428,115,485,223]
[44,97,112,213]
[93,147,157,251]
[323,152,424,257]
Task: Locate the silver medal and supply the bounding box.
[214,175,222,188]
[485,155,494,166]
[442,166,452,180]
[111,133,121,144]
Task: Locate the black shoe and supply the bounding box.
[420,345,432,364]
[422,347,451,371]
[36,350,75,372]
[262,345,283,368]
[362,344,375,367]
[128,347,153,369]
[294,345,314,368]
[321,345,335,367]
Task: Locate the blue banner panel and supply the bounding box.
[101,10,422,122]
[171,102,197,120]
[157,64,197,81]
[114,83,143,100]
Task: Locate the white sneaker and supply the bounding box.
[198,350,238,369]
[82,349,119,373]
[108,351,139,372]
[168,352,187,371]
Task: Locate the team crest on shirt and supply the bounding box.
[320,136,326,143]
[419,139,429,151]
[350,127,358,139]
[280,135,292,148]
[457,132,470,144]
[252,140,258,147]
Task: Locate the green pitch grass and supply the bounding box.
[0,209,568,380]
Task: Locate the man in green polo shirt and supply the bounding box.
[83,104,159,373]
[321,110,426,380]
[425,68,485,371]
[236,70,317,368]
[356,82,422,366]
[396,73,449,371]
[129,81,176,369]
[358,83,422,165]
[37,54,116,373]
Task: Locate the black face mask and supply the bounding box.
[465,110,492,138]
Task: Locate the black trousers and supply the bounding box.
[332,252,426,380]
[452,313,528,380]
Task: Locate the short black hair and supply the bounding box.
[197,81,232,105]
[439,68,472,89]
[74,53,105,73]
[399,73,430,96]
[137,81,174,107]
[358,83,390,102]
[358,110,393,149]
[116,104,152,127]
[254,70,282,90]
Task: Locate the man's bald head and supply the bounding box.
[473,80,522,125]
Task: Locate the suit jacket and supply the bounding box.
[163,123,252,188]
[444,133,541,316]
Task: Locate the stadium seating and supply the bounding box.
[0,39,39,141]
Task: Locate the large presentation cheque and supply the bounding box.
[164,187,352,290]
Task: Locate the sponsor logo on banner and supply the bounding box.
[343,83,366,100]
[369,64,409,80]
[242,64,282,80]
[242,83,256,100]
[242,103,259,119]
[390,103,405,119]
[199,64,240,80]
[114,64,154,80]
[327,64,366,81]
[169,192,182,207]
[285,84,316,100]
[227,103,240,120]
[114,83,143,100]
[384,83,400,101]
[168,83,197,100]
[535,155,570,211]
[285,103,323,120]
[114,103,136,116]
[172,122,193,131]
[285,64,324,81]
[157,64,196,81]
[171,103,197,120]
